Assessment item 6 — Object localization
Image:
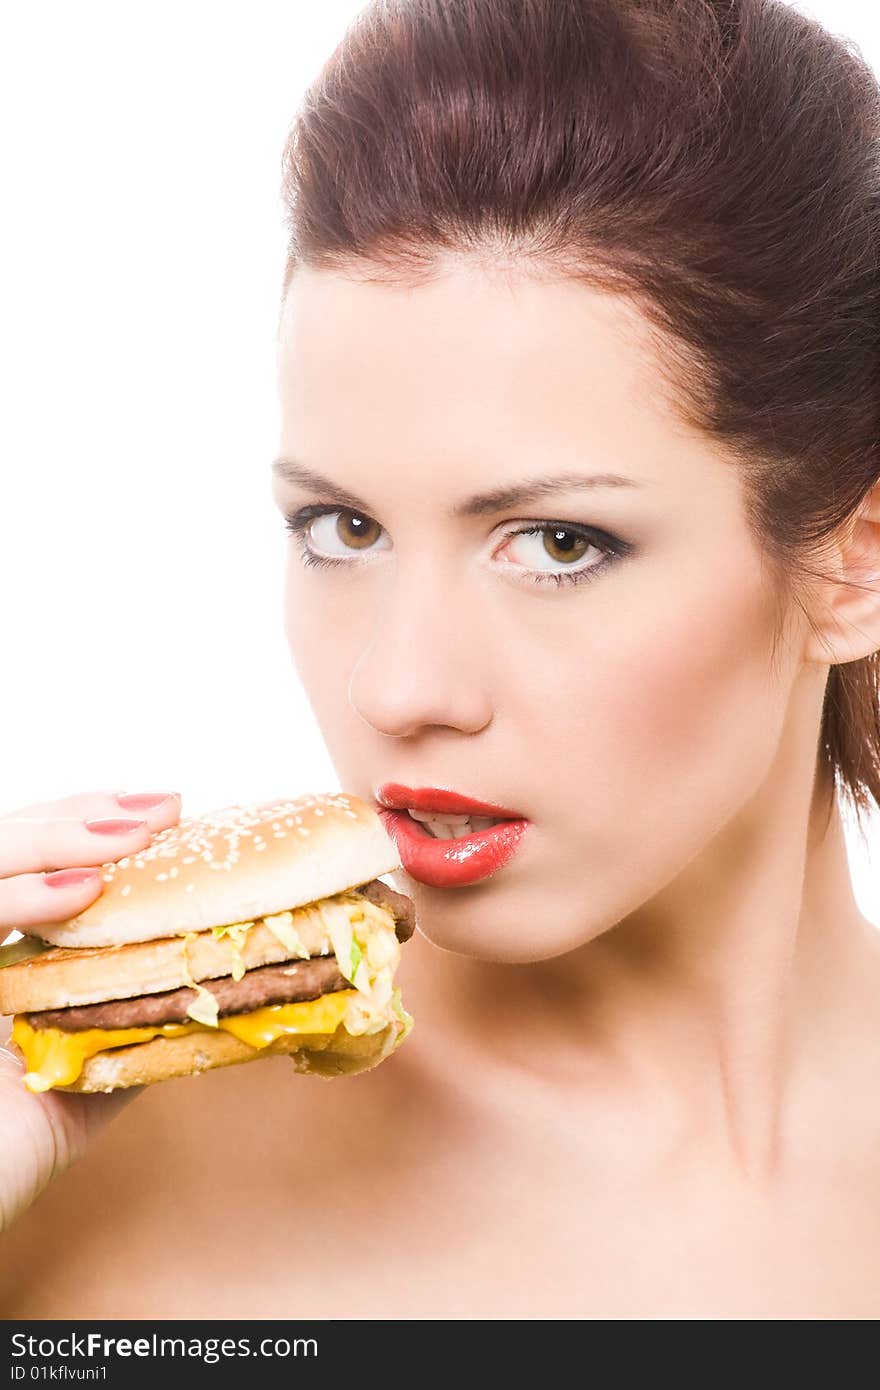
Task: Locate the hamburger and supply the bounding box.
[0,792,415,1094]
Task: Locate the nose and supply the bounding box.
[347,577,493,738]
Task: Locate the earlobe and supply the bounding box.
[804,479,880,666]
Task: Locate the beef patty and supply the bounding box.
[358,877,415,942]
[27,956,351,1033]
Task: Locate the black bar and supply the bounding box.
[1,1320,566,1385]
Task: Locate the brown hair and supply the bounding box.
[279,0,880,834]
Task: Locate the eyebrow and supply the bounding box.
[271,457,644,518]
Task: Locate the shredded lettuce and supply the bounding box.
[365,928,398,971]
[321,897,403,1039]
[261,910,311,960]
[369,970,393,1010]
[180,932,220,1027]
[321,899,355,978]
[391,986,415,1039]
[343,993,392,1036]
[349,937,363,980]
[211,921,250,981]
[0,935,52,969]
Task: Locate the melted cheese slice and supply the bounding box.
[12,989,357,1093]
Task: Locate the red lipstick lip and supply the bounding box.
[375,783,525,819]
[376,807,530,888]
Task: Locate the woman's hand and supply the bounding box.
[0,790,182,1232]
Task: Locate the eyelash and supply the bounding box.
[282,504,632,589]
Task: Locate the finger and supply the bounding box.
[0,866,107,944]
[0,803,181,942]
[0,790,181,821]
[0,794,183,878]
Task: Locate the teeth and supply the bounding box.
[407,810,504,839]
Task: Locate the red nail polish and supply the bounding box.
[115,792,180,811]
[84,818,147,835]
[44,868,101,888]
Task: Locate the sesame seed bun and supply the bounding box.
[29,792,400,949]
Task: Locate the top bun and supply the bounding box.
[31,792,400,949]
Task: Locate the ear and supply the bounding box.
[804,479,880,665]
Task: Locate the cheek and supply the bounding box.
[282,571,351,731]
[282,569,314,681]
[282,569,397,799]
[604,559,784,793]
[518,545,789,876]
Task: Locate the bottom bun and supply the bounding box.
[54,1017,407,1093]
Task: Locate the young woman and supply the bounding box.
[2,0,879,1318]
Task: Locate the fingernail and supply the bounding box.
[45,868,102,888]
[84,818,147,835]
[115,792,180,811]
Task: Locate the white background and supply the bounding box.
[0,1,877,924]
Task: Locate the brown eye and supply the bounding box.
[540,528,590,565]
[336,511,381,550]
[285,506,391,562]
[499,521,626,588]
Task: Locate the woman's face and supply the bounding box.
[273,259,799,964]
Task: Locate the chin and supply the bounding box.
[406,897,607,966]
